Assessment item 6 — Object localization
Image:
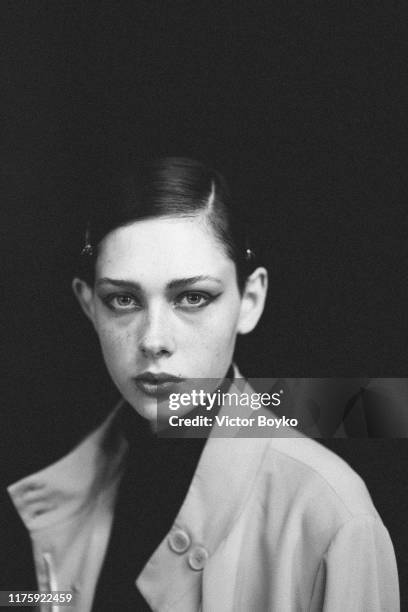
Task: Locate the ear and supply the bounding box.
[72,277,96,327]
[237,267,268,335]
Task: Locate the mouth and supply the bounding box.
[133,372,184,397]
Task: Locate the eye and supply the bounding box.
[176,292,213,309]
[104,294,140,312]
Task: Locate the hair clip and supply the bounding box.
[245,247,255,262]
[81,226,94,256]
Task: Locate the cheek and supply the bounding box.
[96,322,132,369]
[186,306,241,357]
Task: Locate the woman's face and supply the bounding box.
[74,215,266,420]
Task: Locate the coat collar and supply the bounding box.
[7,404,127,533]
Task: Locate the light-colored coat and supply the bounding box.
[7,377,400,611]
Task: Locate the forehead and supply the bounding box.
[95,215,233,279]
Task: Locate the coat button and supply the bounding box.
[188,545,209,571]
[168,528,191,554]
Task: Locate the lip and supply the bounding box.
[133,372,184,397]
[135,372,183,383]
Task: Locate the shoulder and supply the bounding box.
[230,371,377,521]
[230,435,391,572]
[253,435,379,526]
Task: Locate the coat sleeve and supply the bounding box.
[309,515,400,612]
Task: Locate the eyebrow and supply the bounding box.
[96,275,223,291]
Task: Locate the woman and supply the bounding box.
[4,158,399,611]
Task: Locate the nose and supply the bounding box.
[138,304,175,359]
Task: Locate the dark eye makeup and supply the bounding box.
[99,290,221,313]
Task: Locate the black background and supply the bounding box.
[2,2,407,607]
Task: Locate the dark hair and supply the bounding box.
[78,157,256,293]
